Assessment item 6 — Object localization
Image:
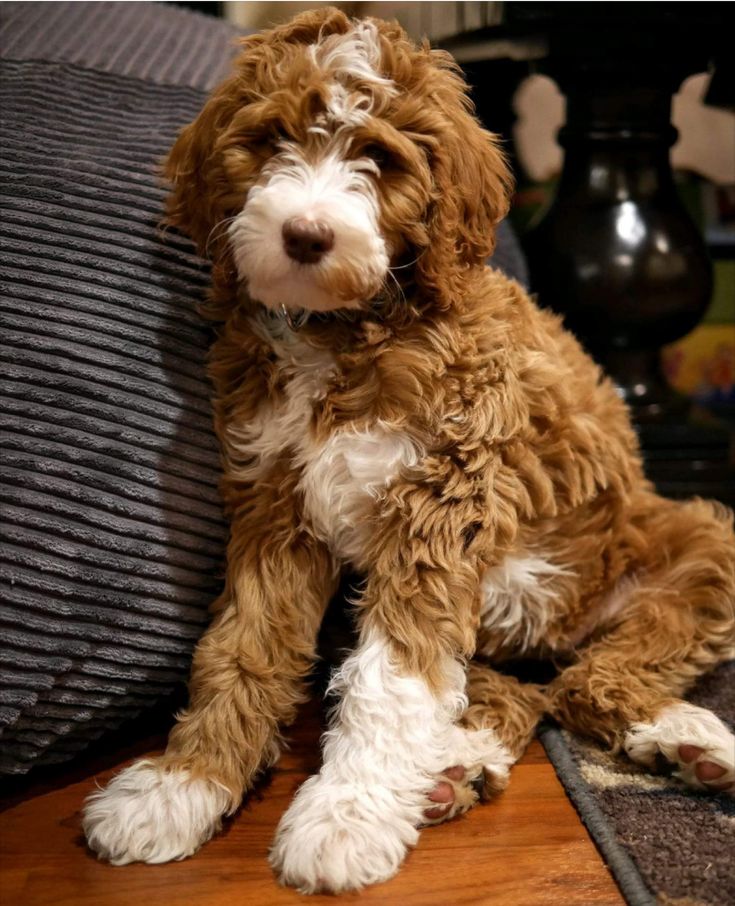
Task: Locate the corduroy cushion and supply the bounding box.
[0,57,232,773]
[0,0,244,773]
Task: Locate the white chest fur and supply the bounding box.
[299,424,421,565]
[224,325,421,566]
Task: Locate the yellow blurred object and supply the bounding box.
[663,324,735,400]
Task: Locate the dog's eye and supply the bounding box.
[270,123,289,144]
[363,144,388,167]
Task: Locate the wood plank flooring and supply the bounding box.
[0,701,623,906]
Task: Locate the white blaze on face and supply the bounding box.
[229,148,388,312]
[228,23,398,314]
[310,21,393,92]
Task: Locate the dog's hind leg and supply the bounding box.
[421,664,547,824]
[83,468,338,865]
[549,495,735,794]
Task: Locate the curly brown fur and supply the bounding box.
[83,8,735,893]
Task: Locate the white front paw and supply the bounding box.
[83,760,231,865]
[269,774,421,893]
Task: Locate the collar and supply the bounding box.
[272,303,368,334]
[279,304,310,331]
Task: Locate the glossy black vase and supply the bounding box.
[524,84,713,421]
[447,2,733,500]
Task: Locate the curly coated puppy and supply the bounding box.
[83,9,735,893]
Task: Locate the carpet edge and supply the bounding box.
[538,721,656,906]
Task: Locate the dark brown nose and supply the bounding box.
[282,217,334,264]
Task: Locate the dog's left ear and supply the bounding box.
[418,51,512,293]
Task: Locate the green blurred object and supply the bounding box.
[707,260,735,325]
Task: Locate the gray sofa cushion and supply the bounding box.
[0,1,528,774]
[0,2,242,773]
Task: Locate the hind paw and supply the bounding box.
[624,702,734,795]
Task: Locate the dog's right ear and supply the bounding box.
[163,74,245,256]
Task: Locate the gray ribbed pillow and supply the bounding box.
[0,1,244,774]
[0,57,233,772]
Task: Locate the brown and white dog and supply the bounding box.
[83,9,735,893]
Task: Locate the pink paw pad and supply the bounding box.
[423,766,465,820]
[678,744,733,791]
[624,705,735,797]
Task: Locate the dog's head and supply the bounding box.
[165,8,510,315]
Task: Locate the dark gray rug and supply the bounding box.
[540,661,735,906]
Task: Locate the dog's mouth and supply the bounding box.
[251,266,370,315]
[229,214,389,315]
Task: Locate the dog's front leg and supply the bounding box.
[270,502,513,893]
[83,471,337,865]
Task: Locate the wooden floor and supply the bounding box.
[0,701,623,906]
